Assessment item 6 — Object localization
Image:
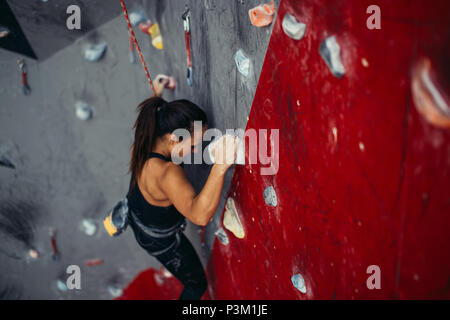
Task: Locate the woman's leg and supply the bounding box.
[154,232,208,300]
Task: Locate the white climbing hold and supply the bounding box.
[332,127,338,143]
[223,198,245,239]
[263,186,277,207]
[359,142,365,152]
[75,101,93,121]
[319,36,345,78]
[214,227,229,245]
[129,11,147,27]
[29,249,39,259]
[154,273,165,285]
[234,49,251,77]
[79,218,97,236]
[83,42,107,62]
[291,273,307,294]
[107,285,123,297]
[361,58,369,68]
[282,13,306,40]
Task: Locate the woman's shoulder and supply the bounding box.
[141,157,179,187]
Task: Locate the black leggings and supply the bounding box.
[130,221,207,300]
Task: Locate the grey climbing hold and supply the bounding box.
[319,36,345,78]
[282,14,306,40]
[0,155,15,169]
[215,227,229,245]
[75,101,93,121]
[263,186,277,207]
[234,49,251,77]
[291,273,307,294]
[84,42,107,62]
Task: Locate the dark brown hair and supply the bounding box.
[129,97,208,187]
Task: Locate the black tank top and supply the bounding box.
[126,152,186,230]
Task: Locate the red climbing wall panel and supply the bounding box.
[206,0,450,299]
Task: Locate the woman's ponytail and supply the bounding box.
[129,96,208,188]
[129,96,166,188]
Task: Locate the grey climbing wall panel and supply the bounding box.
[0,0,279,298]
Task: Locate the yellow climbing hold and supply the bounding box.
[149,23,163,50]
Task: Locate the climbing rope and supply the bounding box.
[119,0,155,95]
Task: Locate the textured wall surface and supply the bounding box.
[206,0,450,299]
[0,0,277,299]
[3,0,448,300]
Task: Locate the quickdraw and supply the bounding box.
[182,6,193,86]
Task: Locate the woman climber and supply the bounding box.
[126,77,239,300]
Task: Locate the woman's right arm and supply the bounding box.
[158,136,239,226]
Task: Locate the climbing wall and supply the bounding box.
[206,0,450,299]
[0,0,278,299]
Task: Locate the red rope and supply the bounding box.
[120,0,155,95]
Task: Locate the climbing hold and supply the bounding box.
[332,127,338,143]
[28,249,39,259]
[79,219,97,236]
[86,258,103,267]
[207,134,244,165]
[0,154,15,169]
[263,186,277,207]
[129,11,147,27]
[138,20,153,34]
[214,227,229,245]
[154,273,165,285]
[155,74,176,90]
[0,25,10,38]
[83,42,107,62]
[223,198,245,239]
[282,13,306,40]
[319,36,345,78]
[75,101,93,121]
[411,58,450,128]
[361,58,369,68]
[359,142,365,152]
[234,49,251,77]
[291,273,307,294]
[56,280,68,292]
[149,23,163,50]
[248,1,276,27]
[108,285,123,297]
